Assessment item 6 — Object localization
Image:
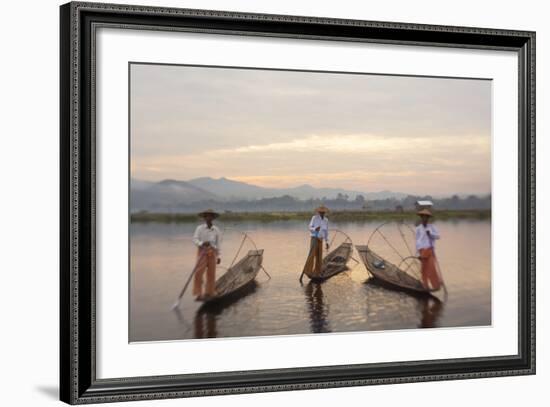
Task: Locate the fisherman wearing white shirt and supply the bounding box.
[309,211,329,246]
[415,220,440,254]
[302,205,330,278]
[415,209,442,290]
[191,209,222,301]
[192,223,222,255]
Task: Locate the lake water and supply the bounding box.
[130,219,491,342]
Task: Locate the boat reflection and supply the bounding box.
[364,278,445,329]
[192,281,259,339]
[304,282,331,333]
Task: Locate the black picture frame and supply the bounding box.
[60,1,536,404]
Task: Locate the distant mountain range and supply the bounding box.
[130,177,407,212]
[186,177,405,201]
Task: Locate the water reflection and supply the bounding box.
[190,282,259,339]
[417,296,444,328]
[364,278,445,329]
[130,220,490,341]
[304,282,331,333]
[194,310,218,339]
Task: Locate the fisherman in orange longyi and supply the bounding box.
[302,205,330,277]
[191,209,222,301]
[415,209,442,291]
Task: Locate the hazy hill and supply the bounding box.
[187,177,406,201]
[131,179,219,211]
[188,177,267,200]
[130,177,409,212]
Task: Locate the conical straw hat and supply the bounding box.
[198,208,220,218]
[416,209,433,217]
[315,205,330,213]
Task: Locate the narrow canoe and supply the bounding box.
[305,242,352,281]
[199,249,264,305]
[355,245,433,295]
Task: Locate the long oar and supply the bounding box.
[433,254,448,301]
[428,232,448,301]
[171,250,207,310]
[299,231,319,283]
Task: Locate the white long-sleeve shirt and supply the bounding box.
[415,223,440,255]
[192,224,222,256]
[309,214,329,242]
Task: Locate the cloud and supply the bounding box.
[131,133,490,195]
[129,64,492,195]
[212,134,488,155]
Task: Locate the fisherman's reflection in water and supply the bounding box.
[364,279,445,330]
[194,310,218,338]
[304,283,331,333]
[418,296,444,328]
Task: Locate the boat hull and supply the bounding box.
[199,249,264,305]
[305,242,352,281]
[355,245,435,295]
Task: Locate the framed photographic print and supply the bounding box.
[60,1,536,404]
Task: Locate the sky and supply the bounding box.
[130,63,492,196]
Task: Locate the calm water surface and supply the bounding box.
[130,220,491,342]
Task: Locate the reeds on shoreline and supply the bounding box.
[130,209,491,224]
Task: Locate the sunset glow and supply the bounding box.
[130,64,492,196]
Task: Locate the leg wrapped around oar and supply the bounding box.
[419,247,442,291]
[301,237,322,280]
[193,247,217,300]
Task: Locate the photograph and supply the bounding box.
[58,2,536,403]
[129,62,492,342]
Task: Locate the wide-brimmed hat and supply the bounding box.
[198,209,220,219]
[417,209,433,217]
[315,205,330,213]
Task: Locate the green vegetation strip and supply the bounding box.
[131,209,491,223]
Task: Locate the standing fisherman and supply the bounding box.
[415,209,442,291]
[192,209,222,301]
[302,205,330,278]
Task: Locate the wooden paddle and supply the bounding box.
[171,249,208,310]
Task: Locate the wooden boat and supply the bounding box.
[199,249,264,305]
[304,242,352,281]
[355,245,434,295]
